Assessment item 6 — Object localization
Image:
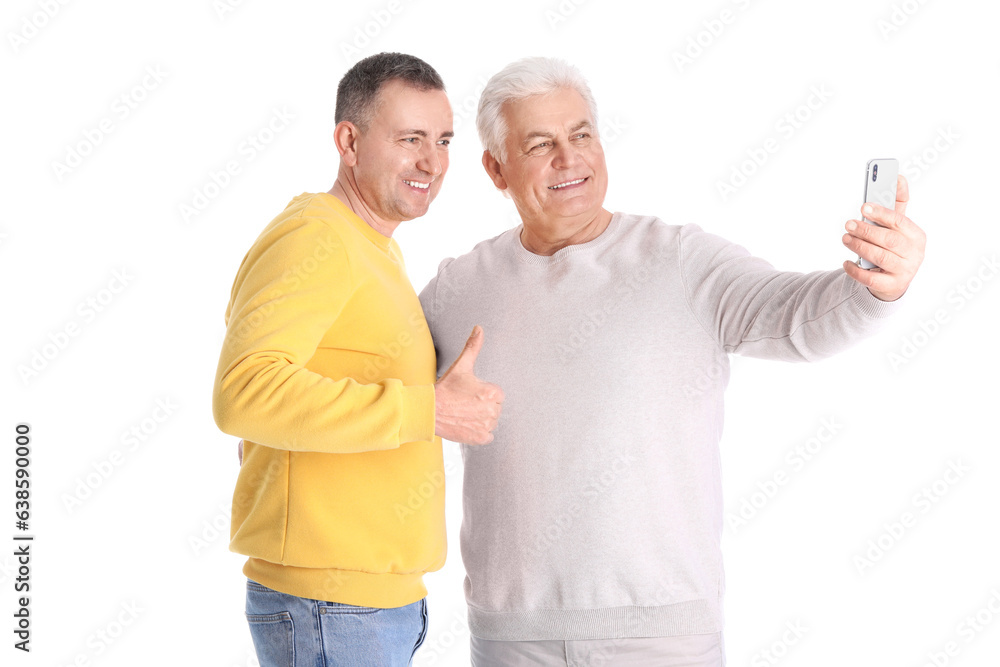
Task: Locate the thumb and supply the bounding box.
[445,326,484,377]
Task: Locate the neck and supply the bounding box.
[519,208,613,256]
[327,172,398,238]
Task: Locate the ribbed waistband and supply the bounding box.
[243,557,428,609]
[468,598,721,641]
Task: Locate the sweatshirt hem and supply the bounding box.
[467,599,722,641]
[243,557,428,609]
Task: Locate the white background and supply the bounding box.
[3,0,999,665]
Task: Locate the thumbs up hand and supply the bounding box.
[434,326,505,445]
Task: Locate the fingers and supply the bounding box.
[433,325,505,445]
[480,382,505,405]
[845,219,903,253]
[844,234,901,273]
[842,260,893,294]
[442,325,484,378]
[861,201,907,232]
[895,174,909,219]
[843,219,905,271]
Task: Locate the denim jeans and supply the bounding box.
[245,579,428,667]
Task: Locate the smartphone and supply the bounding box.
[857,158,898,270]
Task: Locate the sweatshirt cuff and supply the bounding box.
[851,281,906,319]
[399,384,436,444]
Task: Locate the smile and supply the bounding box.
[548,177,587,190]
[403,180,430,190]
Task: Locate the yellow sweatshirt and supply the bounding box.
[213,192,444,608]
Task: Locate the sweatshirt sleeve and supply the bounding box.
[677,223,903,362]
[212,216,435,453]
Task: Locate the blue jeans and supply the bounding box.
[245,579,428,667]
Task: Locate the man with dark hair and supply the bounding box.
[213,52,504,666]
[335,51,445,129]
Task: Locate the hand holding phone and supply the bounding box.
[842,163,926,303]
[857,158,898,270]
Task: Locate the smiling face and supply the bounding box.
[352,79,454,224]
[487,87,608,230]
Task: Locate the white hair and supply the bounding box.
[476,57,599,164]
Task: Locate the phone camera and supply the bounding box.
[872,163,878,182]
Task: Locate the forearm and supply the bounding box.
[729,269,901,361]
[679,224,902,362]
[213,356,435,453]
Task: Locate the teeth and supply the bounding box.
[549,178,585,190]
[404,180,429,189]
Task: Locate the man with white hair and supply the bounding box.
[419,57,925,666]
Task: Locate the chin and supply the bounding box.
[553,201,598,219]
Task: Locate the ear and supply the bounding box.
[333,121,360,167]
[482,150,507,191]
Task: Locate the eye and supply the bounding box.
[573,133,589,140]
[437,138,450,147]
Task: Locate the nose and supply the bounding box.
[416,144,443,178]
[551,142,579,170]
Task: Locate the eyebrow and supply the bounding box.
[520,120,593,148]
[398,129,455,139]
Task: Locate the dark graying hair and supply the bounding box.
[335,52,445,131]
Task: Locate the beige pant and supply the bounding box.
[470,632,725,666]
